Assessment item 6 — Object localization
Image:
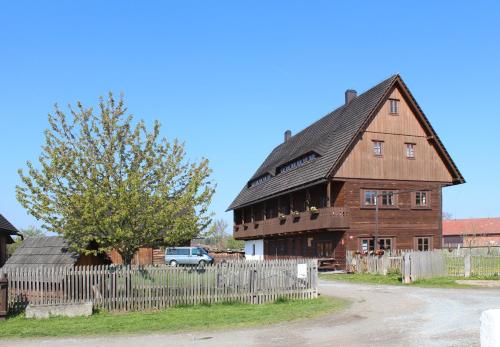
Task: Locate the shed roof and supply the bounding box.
[443,218,500,236]
[4,236,79,268]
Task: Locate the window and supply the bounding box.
[416,237,431,251]
[406,143,415,159]
[363,190,377,206]
[373,141,383,156]
[378,238,393,250]
[252,244,256,256]
[412,191,431,209]
[381,191,396,206]
[361,238,374,253]
[277,152,317,174]
[361,238,393,252]
[249,174,272,188]
[389,99,399,114]
[191,248,202,256]
[361,189,398,208]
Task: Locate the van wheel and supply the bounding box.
[198,260,207,267]
[169,260,178,267]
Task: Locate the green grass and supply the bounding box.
[320,272,499,288]
[0,297,348,339]
[321,272,403,285]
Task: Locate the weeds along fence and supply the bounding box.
[0,259,318,312]
[346,251,406,275]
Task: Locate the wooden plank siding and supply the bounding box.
[334,87,454,183]
[339,179,443,251]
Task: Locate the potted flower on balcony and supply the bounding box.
[309,206,319,215]
[278,213,287,221]
[291,210,300,218]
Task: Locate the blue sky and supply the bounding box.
[1,1,499,231]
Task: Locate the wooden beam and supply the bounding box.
[327,181,332,207]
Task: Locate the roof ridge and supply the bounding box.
[273,74,398,148]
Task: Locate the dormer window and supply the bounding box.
[389,99,399,114]
[277,152,317,175]
[249,174,272,188]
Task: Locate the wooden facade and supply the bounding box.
[334,87,454,182]
[0,233,8,267]
[230,75,464,266]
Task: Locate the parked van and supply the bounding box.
[165,247,213,266]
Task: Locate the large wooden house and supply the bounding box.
[228,75,464,264]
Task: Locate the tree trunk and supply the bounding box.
[120,251,136,265]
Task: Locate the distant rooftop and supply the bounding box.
[443,218,500,236]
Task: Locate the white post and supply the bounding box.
[403,253,411,284]
[464,254,471,278]
[481,310,500,347]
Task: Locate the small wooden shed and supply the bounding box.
[4,236,108,268]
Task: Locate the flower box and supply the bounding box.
[309,206,319,214]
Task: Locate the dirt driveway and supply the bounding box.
[3,280,500,347]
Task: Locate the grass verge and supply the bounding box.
[0,297,348,339]
[320,273,499,288]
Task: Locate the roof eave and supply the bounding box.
[226,178,328,211]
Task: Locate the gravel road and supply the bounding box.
[3,280,500,347]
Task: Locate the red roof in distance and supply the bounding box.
[443,218,500,236]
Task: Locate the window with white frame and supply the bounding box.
[389,99,399,114]
[406,143,415,158]
[373,140,383,156]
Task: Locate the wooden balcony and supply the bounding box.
[233,207,349,239]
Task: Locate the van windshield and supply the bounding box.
[192,247,208,256]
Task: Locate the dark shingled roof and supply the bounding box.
[227,74,464,210]
[228,75,398,210]
[4,236,79,268]
[0,213,19,235]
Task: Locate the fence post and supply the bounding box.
[464,254,471,278]
[403,253,411,284]
[0,272,7,320]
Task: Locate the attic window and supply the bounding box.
[389,99,399,114]
[249,174,272,188]
[406,143,415,159]
[277,153,317,175]
[373,140,383,157]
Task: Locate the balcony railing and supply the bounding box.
[233,207,349,239]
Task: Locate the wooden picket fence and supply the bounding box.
[347,249,500,282]
[1,259,318,312]
[403,251,500,282]
[402,251,447,282]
